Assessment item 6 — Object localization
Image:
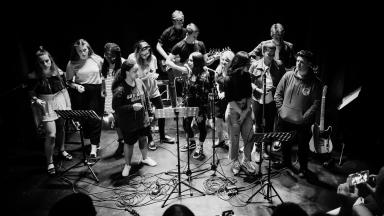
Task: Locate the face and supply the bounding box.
[173,18,184,29]
[139,45,150,59]
[38,54,52,71]
[296,56,311,72]
[263,47,276,60]
[187,55,194,68]
[127,64,139,80]
[190,31,199,41]
[104,51,117,64]
[76,45,89,60]
[271,32,283,41]
[220,55,232,68]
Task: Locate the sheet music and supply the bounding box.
[338,86,361,110]
[55,110,100,120]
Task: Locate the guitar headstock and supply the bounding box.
[207,47,232,60]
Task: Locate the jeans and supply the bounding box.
[277,117,311,170]
[148,96,166,142]
[225,105,254,162]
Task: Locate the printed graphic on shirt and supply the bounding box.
[302,87,311,96]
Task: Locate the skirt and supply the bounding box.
[37,89,71,122]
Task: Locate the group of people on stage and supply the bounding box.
[28,9,322,179]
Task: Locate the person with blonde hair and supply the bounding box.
[213,50,235,150]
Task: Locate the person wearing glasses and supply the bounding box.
[156,10,187,107]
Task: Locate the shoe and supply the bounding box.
[60,151,73,161]
[160,135,175,144]
[88,153,97,165]
[214,140,226,148]
[242,161,256,174]
[148,141,157,150]
[180,140,196,152]
[122,164,131,177]
[141,157,157,166]
[253,151,261,163]
[47,163,56,175]
[272,141,281,152]
[113,140,124,158]
[232,160,241,175]
[192,145,204,160]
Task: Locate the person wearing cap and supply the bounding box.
[128,40,175,150]
[101,42,125,157]
[156,10,187,107]
[249,41,285,162]
[273,50,322,178]
[249,23,295,70]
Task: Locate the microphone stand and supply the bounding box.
[256,71,267,178]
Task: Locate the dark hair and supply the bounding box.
[295,50,315,65]
[272,202,308,216]
[69,39,95,61]
[162,204,195,216]
[49,193,96,216]
[134,40,153,69]
[186,23,199,35]
[101,42,122,78]
[190,52,205,76]
[112,60,136,91]
[35,46,60,79]
[227,51,250,75]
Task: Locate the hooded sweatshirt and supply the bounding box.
[112,78,151,133]
[274,68,321,125]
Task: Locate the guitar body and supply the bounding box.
[309,85,333,154]
[309,123,333,154]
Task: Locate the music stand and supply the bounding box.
[54,110,100,182]
[154,107,205,208]
[247,131,295,204]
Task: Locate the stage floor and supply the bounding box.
[5,117,375,216]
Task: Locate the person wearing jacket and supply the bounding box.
[112,60,157,177]
[273,50,322,178]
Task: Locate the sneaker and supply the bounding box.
[148,141,157,150]
[242,161,256,174]
[180,140,196,152]
[192,145,204,159]
[90,144,98,157]
[253,150,261,163]
[47,163,56,175]
[232,160,241,175]
[60,151,73,161]
[160,135,175,144]
[122,164,131,177]
[141,157,157,166]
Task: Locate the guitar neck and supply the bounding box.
[320,96,325,130]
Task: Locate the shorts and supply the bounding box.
[123,127,151,146]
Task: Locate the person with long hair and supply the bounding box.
[224,51,256,175]
[165,52,212,159]
[101,42,125,157]
[128,40,175,151]
[66,39,104,161]
[213,50,235,150]
[112,60,157,177]
[28,46,72,175]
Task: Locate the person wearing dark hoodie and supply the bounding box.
[112,60,157,177]
[273,50,322,178]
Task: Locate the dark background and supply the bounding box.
[3,1,383,166]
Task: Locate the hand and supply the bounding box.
[101,89,106,98]
[337,182,359,204]
[165,59,173,67]
[76,84,85,93]
[149,73,159,80]
[132,103,143,111]
[34,98,46,107]
[218,92,225,99]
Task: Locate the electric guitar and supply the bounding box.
[309,85,333,153]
